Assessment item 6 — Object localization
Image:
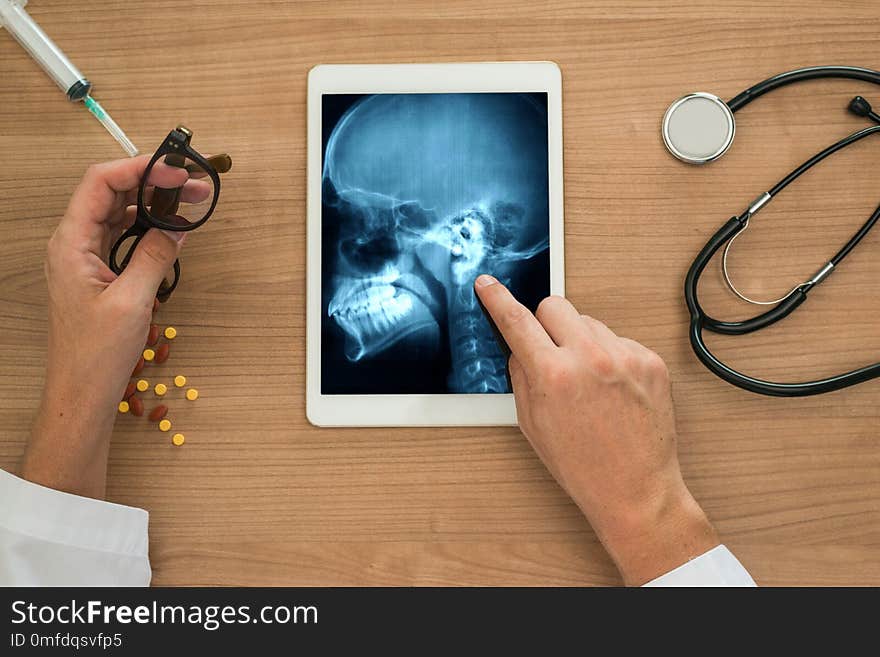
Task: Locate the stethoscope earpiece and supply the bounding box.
[662,92,735,164]
[849,95,880,123]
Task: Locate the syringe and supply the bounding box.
[0,0,138,156]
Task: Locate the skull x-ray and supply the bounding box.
[321,93,550,394]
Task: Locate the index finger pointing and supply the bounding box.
[474,274,556,370]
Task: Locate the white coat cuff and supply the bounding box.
[642,544,756,587]
[0,469,149,558]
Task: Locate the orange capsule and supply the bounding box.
[129,395,144,417]
[149,404,168,422]
[132,356,145,377]
[147,324,160,347]
[122,382,136,401]
[155,343,170,364]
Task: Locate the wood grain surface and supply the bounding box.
[1,1,878,586]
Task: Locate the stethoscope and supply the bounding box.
[662,66,880,397]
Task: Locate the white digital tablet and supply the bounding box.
[306,62,564,426]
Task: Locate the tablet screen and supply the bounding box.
[321,93,550,394]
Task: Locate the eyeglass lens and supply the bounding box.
[143,154,217,229]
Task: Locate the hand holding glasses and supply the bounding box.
[109,125,232,301]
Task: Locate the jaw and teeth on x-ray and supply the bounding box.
[324,93,549,393]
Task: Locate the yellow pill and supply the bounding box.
[172,433,185,446]
[136,379,150,392]
[143,348,156,362]
[164,326,178,340]
[158,419,172,432]
[186,388,199,401]
[155,383,168,396]
[174,375,187,387]
[118,401,130,413]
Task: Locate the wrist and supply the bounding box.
[22,374,117,499]
[594,479,720,586]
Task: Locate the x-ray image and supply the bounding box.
[321,92,550,394]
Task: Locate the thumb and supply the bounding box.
[115,229,186,305]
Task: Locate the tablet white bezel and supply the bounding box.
[306,62,564,427]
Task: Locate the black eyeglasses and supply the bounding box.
[109,125,232,302]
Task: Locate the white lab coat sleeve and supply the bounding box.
[0,469,151,586]
[642,544,756,587]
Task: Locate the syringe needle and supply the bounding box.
[84,96,139,157]
[2,1,139,157]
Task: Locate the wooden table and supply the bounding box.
[1,1,878,586]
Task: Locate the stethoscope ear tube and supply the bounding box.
[685,217,880,396]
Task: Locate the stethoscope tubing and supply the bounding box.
[727,66,880,112]
[686,67,880,396]
[685,217,880,397]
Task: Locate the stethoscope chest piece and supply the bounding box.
[662,92,735,164]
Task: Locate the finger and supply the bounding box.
[617,337,644,353]
[102,206,138,262]
[510,356,552,461]
[113,228,185,307]
[534,295,586,346]
[509,355,533,430]
[618,337,672,397]
[581,314,618,348]
[174,178,213,204]
[145,159,193,188]
[59,156,154,254]
[130,178,213,207]
[474,275,555,371]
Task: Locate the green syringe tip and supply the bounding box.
[83,95,139,157]
[83,95,104,118]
